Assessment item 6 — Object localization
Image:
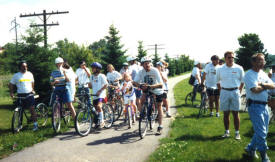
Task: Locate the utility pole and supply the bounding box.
[148,44,165,56]
[10,17,20,55]
[20,10,69,48]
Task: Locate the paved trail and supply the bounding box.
[1,74,189,162]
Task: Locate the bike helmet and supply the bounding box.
[141,56,152,63]
[122,62,128,66]
[90,62,102,69]
[126,56,136,62]
[55,57,64,64]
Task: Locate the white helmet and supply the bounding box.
[55,57,64,64]
[126,56,136,62]
[122,62,128,66]
[141,56,152,63]
[194,61,200,66]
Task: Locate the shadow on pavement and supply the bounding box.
[86,130,141,145]
[58,131,81,141]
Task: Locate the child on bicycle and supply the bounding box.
[120,73,136,124]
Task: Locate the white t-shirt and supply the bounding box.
[76,68,91,87]
[107,71,122,83]
[204,63,220,89]
[191,67,200,85]
[129,64,139,80]
[244,69,273,102]
[134,67,164,95]
[120,81,135,97]
[10,71,34,94]
[120,68,132,75]
[90,74,108,100]
[216,64,244,88]
[161,70,168,90]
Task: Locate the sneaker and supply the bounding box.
[210,112,214,117]
[156,126,163,135]
[260,151,270,162]
[245,147,258,159]
[216,112,220,117]
[166,112,172,118]
[99,122,105,128]
[235,133,241,140]
[222,132,230,138]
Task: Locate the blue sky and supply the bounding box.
[1,0,275,62]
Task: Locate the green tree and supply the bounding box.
[152,52,161,67]
[137,41,147,62]
[235,33,270,70]
[102,24,127,72]
[88,39,107,58]
[53,39,97,70]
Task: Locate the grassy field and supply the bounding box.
[149,79,275,161]
[0,74,72,159]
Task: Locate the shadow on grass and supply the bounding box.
[87,130,141,146]
[175,134,224,142]
[212,154,256,162]
[0,128,11,134]
[0,104,13,110]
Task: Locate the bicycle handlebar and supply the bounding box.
[14,93,39,99]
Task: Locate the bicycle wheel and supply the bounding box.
[36,103,48,126]
[185,92,194,106]
[11,107,22,134]
[102,104,114,128]
[63,108,71,125]
[112,100,123,122]
[149,98,158,130]
[139,105,149,139]
[241,94,247,111]
[127,105,132,128]
[74,109,92,137]
[198,94,206,118]
[52,102,61,133]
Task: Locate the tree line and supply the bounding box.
[0,24,194,98]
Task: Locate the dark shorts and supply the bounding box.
[206,88,220,96]
[156,94,164,103]
[53,86,71,104]
[162,92,168,99]
[17,93,35,109]
[93,98,104,106]
[134,88,142,98]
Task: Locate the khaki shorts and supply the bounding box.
[220,89,241,111]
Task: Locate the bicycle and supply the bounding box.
[125,98,136,129]
[51,89,72,133]
[74,94,114,137]
[138,86,158,139]
[11,93,48,133]
[197,86,208,118]
[241,93,248,112]
[107,82,124,122]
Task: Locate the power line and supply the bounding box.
[20,10,69,48]
[148,44,165,56]
[10,17,20,55]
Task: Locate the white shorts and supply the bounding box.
[123,94,136,105]
[220,89,241,111]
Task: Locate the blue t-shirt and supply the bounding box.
[244,69,273,102]
[50,70,66,87]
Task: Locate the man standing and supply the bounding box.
[216,51,244,140]
[133,57,164,135]
[76,61,92,107]
[202,55,220,117]
[244,53,274,162]
[9,61,38,131]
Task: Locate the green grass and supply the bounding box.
[149,79,275,161]
[0,97,72,159]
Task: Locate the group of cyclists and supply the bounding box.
[9,55,171,135]
[191,51,275,162]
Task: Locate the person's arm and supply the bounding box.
[84,67,91,78]
[202,72,206,86]
[9,83,15,98]
[63,70,70,82]
[239,82,244,94]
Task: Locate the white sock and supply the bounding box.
[235,130,239,134]
[99,112,104,123]
[225,130,230,134]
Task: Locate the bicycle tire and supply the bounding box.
[139,105,149,139]
[102,104,114,128]
[127,105,132,129]
[149,98,157,130]
[75,109,92,137]
[198,93,207,118]
[11,107,22,134]
[112,100,123,122]
[52,102,61,133]
[185,92,194,106]
[36,103,48,127]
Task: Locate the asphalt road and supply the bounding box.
[1,74,189,162]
